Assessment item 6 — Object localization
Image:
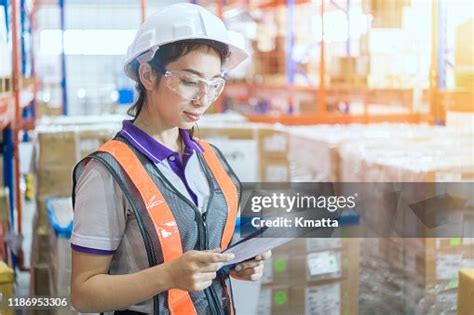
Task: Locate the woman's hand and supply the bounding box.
[167,249,234,292]
[231,250,272,281]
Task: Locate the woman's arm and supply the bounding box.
[71,250,172,312]
[71,249,234,313]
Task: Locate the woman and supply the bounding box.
[70,3,270,314]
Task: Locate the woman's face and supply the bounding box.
[151,46,223,130]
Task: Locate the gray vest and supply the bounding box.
[72,135,241,315]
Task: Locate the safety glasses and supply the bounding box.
[151,63,226,103]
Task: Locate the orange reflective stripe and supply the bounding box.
[97,140,196,315]
[198,140,238,250]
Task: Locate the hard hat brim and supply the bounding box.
[124,40,249,82]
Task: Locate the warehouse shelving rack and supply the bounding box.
[1,0,151,272]
[1,0,36,272]
[209,0,454,125]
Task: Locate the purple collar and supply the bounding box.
[119,120,204,164]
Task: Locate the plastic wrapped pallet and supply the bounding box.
[289,123,448,182]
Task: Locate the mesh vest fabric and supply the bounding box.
[72,134,241,315]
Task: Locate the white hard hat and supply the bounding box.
[124,3,249,81]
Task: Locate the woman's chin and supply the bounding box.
[178,121,197,130]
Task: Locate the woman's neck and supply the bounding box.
[133,107,182,153]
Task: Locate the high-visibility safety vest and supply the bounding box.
[72,136,240,315]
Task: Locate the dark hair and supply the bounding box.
[127,39,230,118]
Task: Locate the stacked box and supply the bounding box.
[0,261,14,315]
[259,238,360,314]
[199,123,261,182]
[406,238,474,314]
[31,117,120,297]
[30,211,51,296]
[199,123,290,182]
[252,36,286,76]
[366,0,408,29]
[46,197,73,297]
[357,220,474,313]
[258,127,290,182]
[454,18,474,91]
[337,132,474,182]
[288,123,453,182]
[458,269,474,315]
[35,124,120,218]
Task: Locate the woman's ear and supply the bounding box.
[138,63,155,91]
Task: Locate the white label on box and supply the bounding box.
[206,139,258,182]
[264,134,287,152]
[307,251,341,277]
[305,283,341,315]
[306,239,342,252]
[257,287,272,315]
[261,258,273,284]
[436,254,462,279]
[266,165,288,182]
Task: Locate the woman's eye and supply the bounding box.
[181,78,198,86]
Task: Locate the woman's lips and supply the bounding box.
[184,111,201,122]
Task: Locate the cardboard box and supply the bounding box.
[0,187,10,228]
[455,18,474,68]
[36,125,118,170]
[266,239,360,287]
[458,269,474,315]
[257,128,289,160]
[36,166,73,200]
[200,126,259,182]
[360,237,474,314]
[0,261,14,315]
[257,286,291,315]
[37,129,77,169]
[259,279,359,315]
[31,262,50,296]
[260,157,290,182]
[35,124,118,202]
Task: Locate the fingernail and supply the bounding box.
[255,255,261,261]
[228,254,235,260]
[235,265,242,271]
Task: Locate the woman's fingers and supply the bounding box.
[235,264,263,276]
[197,261,224,272]
[255,250,272,261]
[234,260,263,272]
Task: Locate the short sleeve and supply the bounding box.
[71,159,127,255]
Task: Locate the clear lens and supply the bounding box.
[165,71,225,103]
